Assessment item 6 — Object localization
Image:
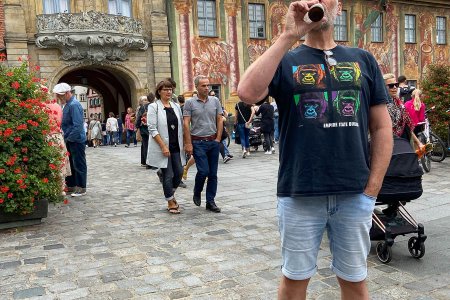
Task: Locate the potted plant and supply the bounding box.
[0,58,65,229]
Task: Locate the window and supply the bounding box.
[334,10,348,41]
[108,0,132,17]
[198,0,217,37]
[249,4,266,39]
[43,0,70,14]
[436,17,447,45]
[209,85,221,101]
[371,13,383,42]
[407,80,417,88]
[80,94,86,102]
[405,15,416,43]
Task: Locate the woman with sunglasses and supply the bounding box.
[146,79,186,214]
[383,73,422,149]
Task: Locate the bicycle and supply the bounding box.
[427,106,446,162]
[416,106,446,164]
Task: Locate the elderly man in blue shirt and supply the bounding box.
[53,83,87,197]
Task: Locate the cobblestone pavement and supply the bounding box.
[1,142,450,300]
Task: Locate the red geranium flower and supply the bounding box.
[42,178,48,183]
[11,81,20,89]
[49,163,57,170]
[0,186,9,193]
[14,137,21,142]
[6,72,13,77]
[0,199,4,204]
[7,193,13,199]
[0,169,5,174]
[3,128,13,137]
[22,157,29,162]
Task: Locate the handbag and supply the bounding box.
[237,103,252,129]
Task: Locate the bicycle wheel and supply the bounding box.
[429,132,446,162]
[421,154,431,172]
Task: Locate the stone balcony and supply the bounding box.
[35,11,148,62]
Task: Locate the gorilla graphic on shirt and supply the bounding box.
[294,92,328,123]
[293,64,327,89]
[332,90,360,119]
[330,62,361,88]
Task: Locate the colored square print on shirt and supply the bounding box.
[293,64,327,90]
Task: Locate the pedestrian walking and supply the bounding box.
[235,100,255,158]
[136,94,152,167]
[88,115,102,148]
[53,83,88,197]
[124,107,137,147]
[183,75,223,213]
[147,80,185,214]
[255,96,275,154]
[237,1,393,298]
[116,114,123,144]
[106,112,119,146]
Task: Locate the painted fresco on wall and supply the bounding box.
[419,12,434,79]
[191,38,232,85]
[403,44,420,79]
[248,40,269,64]
[269,1,288,45]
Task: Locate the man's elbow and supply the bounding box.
[237,84,251,104]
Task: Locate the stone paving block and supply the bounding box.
[43,244,64,250]
[168,290,190,299]
[101,272,125,283]
[13,287,45,299]
[24,257,46,265]
[58,287,89,300]
[48,281,78,293]
[0,260,22,269]
[108,289,134,299]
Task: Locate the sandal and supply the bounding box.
[182,167,188,180]
[167,199,180,214]
[167,207,180,214]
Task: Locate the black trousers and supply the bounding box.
[141,133,149,165]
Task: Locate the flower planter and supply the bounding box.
[0,198,48,229]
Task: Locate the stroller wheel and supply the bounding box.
[408,237,425,259]
[376,241,392,264]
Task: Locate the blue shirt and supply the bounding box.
[62,96,86,143]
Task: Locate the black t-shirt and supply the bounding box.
[235,102,252,124]
[399,86,415,102]
[257,103,275,133]
[164,107,180,153]
[269,44,388,197]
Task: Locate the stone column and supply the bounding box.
[174,0,194,93]
[3,0,28,66]
[224,0,240,96]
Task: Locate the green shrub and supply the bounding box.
[420,64,450,146]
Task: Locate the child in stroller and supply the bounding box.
[370,136,427,263]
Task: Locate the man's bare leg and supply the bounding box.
[278,276,309,300]
[337,277,369,300]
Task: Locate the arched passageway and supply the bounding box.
[57,66,137,119]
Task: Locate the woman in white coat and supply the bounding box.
[147,79,186,214]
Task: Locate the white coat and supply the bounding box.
[146,100,186,168]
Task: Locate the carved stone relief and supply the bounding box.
[35,11,148,62]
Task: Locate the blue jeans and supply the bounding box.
[161,152,183,200]
[222,139,230,156]
[277,193,376,282]
[237,123,250,149]
[274,115,279,141]
[126,129,137,146]
[192,140,220,203]
[116,131,122,144]
[65,141,87,189]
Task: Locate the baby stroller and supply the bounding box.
[370,136,427,264]
[249,116,263,151]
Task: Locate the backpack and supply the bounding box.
[130,113,136,123]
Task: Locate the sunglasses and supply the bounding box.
[387,83,399,89]
[324,50,337,66]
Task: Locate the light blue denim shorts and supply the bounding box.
[277,193,376,282]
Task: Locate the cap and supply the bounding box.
[53,83,72,95]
